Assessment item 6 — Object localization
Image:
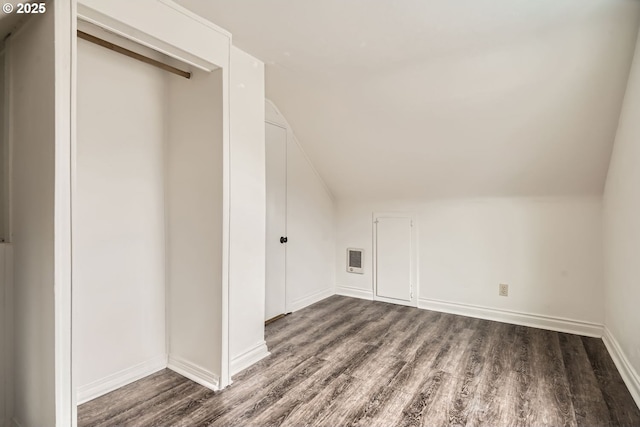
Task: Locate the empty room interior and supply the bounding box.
[1,0,640,426]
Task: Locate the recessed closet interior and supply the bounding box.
[74,22,224,404]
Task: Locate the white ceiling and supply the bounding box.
[177,0,640,200]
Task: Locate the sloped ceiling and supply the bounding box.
[177,0,640,200]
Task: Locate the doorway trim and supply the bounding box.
[59,2,233,426]
[372,212,418,308]
[55,0,76,425]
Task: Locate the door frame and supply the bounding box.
[265,119,288,315]
[372,212,418,307]
[59,3,234,426]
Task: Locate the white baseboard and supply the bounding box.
[602,327,640,408]
[230,341,270,376]
[336,285,373,301]
[289,288,333,312]
[77,354,167,404]
[418,298,603,338]
[167,355,219,392]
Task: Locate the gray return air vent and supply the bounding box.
[347,248,364,274]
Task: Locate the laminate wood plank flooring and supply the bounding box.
[78,295,640,426]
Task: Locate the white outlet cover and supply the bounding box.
[499,284,509,296]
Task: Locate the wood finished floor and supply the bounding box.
[79,295,640,426]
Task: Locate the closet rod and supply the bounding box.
[77,30,191,79]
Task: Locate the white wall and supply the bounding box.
[603,28,640,405]
[265,102,335,313]
[229,47,268,375]
[8,12,56,427]
[165,67,223,387]
[74,38,168,401]
[337,197,603,328]
[285,133,335,310]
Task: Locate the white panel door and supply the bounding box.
[265,123,287,320]
[375,216,413,303]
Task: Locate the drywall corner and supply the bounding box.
[602,26,640,410]
[603,327,640,407]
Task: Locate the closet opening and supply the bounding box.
[73,20,225,414]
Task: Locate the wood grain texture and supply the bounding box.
[79,295,640,427]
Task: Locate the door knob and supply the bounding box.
[280,236,288,244]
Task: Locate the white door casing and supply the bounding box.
[265,122,287,320]
[373,213,417,307]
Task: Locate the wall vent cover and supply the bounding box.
[347,248,364,274]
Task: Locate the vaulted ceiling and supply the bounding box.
[177,0,640,200]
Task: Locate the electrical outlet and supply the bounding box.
[499,284,509,297]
